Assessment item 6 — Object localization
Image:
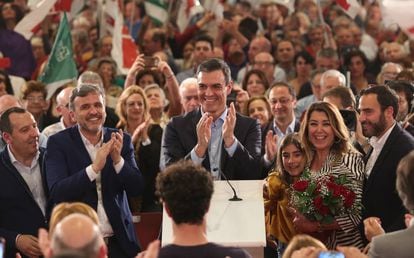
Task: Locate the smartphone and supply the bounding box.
[318,251,345,258]
[340,109,357,132]
[143,56,159,68]
[0,237,4,258]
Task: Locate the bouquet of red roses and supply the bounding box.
[290,169,359,224]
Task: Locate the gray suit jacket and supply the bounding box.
[369,225,414,258]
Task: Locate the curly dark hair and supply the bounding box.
[156,160,214,225]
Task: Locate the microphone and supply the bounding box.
[214,168,242,201]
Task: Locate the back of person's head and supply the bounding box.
[77,71,104,90]
[282,234,327,258]
[156,160,214,225]
[51,214,104,258]
[322,86,356,109]
[320,70,346,88]
[49,202,99,234]
[396,150,414,213]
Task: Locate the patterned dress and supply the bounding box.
[313,151,365,249]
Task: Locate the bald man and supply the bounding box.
[50,214,106,258]
[41,87,76,143]
[0,94,21,150]
[179,78,200,114]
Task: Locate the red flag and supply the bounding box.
[54,0,72,12]
[121,26,138,68]
[335,0,361,19]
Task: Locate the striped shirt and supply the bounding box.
[314,151,365,249]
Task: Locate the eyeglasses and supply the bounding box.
[269,98,292,105]
[26,96,45,102]
[253,61,274,66]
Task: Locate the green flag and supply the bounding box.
[144,0,168,26]
[39,12,78,99]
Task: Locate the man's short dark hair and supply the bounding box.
[396,150,414,213]
[269,82,296,99]
[386,80,414,113]
[194,34,214,51]
[360,85,399,118]
[0,107,26,134]
[196,58,232,85]
[156,160,214,225]
[322,86,356,109]
[69,85,105,111]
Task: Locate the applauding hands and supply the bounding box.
[92,130,124,173]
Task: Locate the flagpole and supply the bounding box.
[316,0,330,48]
[164,0,174,28]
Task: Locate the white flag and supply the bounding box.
[381,0,414,39]
[14,0,58,40]
[177,0,205,32]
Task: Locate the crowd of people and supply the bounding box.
[1,0,414,257]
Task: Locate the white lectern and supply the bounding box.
[161,180,266,258]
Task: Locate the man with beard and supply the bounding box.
[359,85,414,239]
[44,85,144,257]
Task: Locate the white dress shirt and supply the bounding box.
[7,146,47,215]
[79,128,125,237]
[365,123,396,177]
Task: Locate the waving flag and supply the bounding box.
[336,0,361,19]
[14,0,58,40]
[109,0,139,74]
[144,0,169,25]
[177,0,204,32]
[39,13,78,99]
[381,0,414,39]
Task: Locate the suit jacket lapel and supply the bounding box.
[366,124,401,186]
[70,126,93,165]
[1,149,36,201]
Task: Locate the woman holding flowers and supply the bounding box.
[264,133,307,255]
[294,101,365,249]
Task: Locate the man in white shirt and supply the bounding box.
[0,107,48,258]
[359,85,414,236]
[44,85,144,257]
[41,86,76,145]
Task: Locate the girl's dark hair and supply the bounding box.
[277,133,306,184]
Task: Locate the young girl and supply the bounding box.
[264,133,307,256]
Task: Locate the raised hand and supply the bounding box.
[223,102,236,148]
[110,129,124,165]
[265,130,278,162]
[195,113,213,158]
[132,118,151,145]
[16,234,42,258]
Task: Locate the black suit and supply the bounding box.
[363,123,414,232]
[0,148,48,258]
[160,109,262,180]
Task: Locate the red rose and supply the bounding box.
[313,196,329,215]
[344,191,356,208]
[293,180,309,192]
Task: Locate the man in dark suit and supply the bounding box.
[359,85,414,234]
[0,107,48,258]
[160,58,262,180]
[262,82,300,176]
[44,85,144,257]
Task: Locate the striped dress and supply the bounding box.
[313,151,365,249]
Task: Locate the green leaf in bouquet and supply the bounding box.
[314,213,323,221]
[306,182,317,195]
